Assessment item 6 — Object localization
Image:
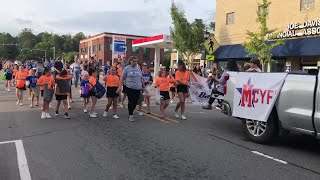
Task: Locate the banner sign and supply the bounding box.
[189,72,212,105]
[112,35,126,62]
[232,73,287,122]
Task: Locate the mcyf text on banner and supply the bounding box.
[232,73,287,122]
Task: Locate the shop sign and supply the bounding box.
[268,19,320,40]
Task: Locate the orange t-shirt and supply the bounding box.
[37,75,55,90]
[13,69,18,77]
[15,71,28,88]
[117,67,123,76]
[175,70,190,85]
[105,75,120,87]
[89,76,97,90]
[155,77,173,91]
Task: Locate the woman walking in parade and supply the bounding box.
[15,65,28,106]
[103,66,120,119]
[117,56,144,122]
[3,62,14,92]
[174,60,190,120]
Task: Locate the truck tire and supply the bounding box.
[243,110,278,144]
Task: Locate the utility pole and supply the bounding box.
[51,47,56,60]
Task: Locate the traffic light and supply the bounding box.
[20,48,23,52]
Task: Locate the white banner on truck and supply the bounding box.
[232,73,287,122]
[189,72,212,105]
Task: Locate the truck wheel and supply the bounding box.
[243,111,278,144]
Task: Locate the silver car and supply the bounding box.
[222,70,320,143]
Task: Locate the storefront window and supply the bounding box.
[270,59,285,72]
[132,47,139,53]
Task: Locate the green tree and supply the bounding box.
[63,52,76,63]
[208,22,215,32]
[72,32,86,52]
[170,2,205,68]
[0,33,18,59]
[243,0,283,72]
[164,50,172,67]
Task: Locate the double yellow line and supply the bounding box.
[141,110,180,124]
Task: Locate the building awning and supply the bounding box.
[214,36,320,60]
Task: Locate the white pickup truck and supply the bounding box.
[221,70,320,144]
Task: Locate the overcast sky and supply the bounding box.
[0,0,215,36]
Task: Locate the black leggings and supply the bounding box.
[209,90,224,105]
[126,87,141,115]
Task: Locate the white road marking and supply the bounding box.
[0,140,32,180]
[252,151,288,165]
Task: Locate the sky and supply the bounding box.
[0,0,215,36]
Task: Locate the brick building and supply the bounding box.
[215,0,320,72]
[79,32,165,67]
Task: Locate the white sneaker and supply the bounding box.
[83,109,88,113]
[7,89,10,92]
[138,112,144,116]
[46,113,52,119]
[16,101,19,105]
[93,112,98,115]
[129,115,136,122]
[41,112,46,119]
[113,114,120,119]
[103,111,108,117]
[181,115,187,120]
[90,113,97,118]
[170,100,174,104]
[19,103,23,106]
[175,112,180,118]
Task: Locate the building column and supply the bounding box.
[154,46,160,78]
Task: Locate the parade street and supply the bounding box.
[0,87,319,180]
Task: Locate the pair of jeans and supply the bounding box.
[126,87,141,115]
[73,71,80,88]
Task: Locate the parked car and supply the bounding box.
[221,70,320,143]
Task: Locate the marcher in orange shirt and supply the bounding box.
[37,67,55,119]
[15,65,28,106]
[154,69,174,118]
[88,68,98,118]
[103,66,120,119]
[174,60,190,120]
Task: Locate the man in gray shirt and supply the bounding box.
[118,57,143,122]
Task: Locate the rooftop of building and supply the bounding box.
[80,32,148,43]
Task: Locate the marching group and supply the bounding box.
[1,56,192,122]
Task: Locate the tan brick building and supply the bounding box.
[79,32,164,67]
[215,0,320,71]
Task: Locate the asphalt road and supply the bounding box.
[0,84,320,180]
